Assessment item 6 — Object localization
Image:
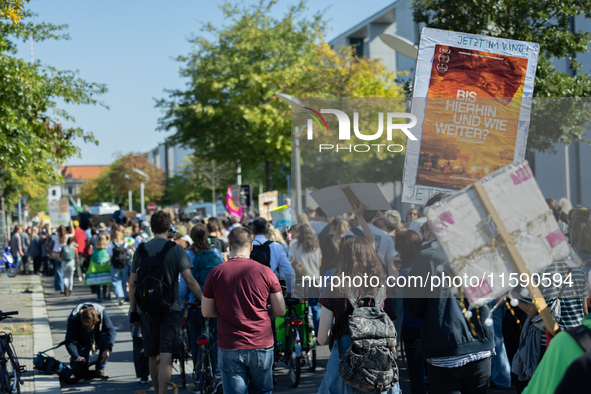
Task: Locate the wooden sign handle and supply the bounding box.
[340,186,361,207]
[473,182,559,336]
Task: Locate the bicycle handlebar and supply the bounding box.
[1,311,18,316]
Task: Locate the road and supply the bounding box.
[41,276,513,393]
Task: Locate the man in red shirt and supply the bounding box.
[73,220,87,282]
[202,227,285,394]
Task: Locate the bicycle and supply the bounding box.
[177,308,193,389]
[274,298,308,388]
[186,302,220,394]
[0,311,26,394]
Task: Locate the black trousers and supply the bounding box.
[402,326,427,394]
[427,356,491,394]
[133,336,150,380]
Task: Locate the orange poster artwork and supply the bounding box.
[416,45,528,190]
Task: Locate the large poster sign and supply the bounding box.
[402,28,540,204]
[226,185,243,220]
[48,198,70,228]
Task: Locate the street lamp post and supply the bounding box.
[124,175,133,212]
[378,33,418,60]
[276,92,308,216]
[131,169,150,216]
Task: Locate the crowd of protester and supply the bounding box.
[3,193,591,394]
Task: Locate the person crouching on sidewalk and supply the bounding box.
[65,303,117,379]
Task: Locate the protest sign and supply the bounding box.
[48,198,71,228]
[84,248,112,286]
[310,183,392,218]
[425,161,568,334]
[402,28,540,204]
[271,205,291,230]
[258,191,278,221]
[226,185,243,220]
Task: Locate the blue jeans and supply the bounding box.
[491,304,511,388]
[218,348,273,394]
[53,259,63,291]
[308,298,321,334]
[111,266,128,298]
[318,335,401,394]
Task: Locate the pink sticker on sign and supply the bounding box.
[464,280,492,304]
[439,211,454,225]
[546,229,565,248]
[510,165,534,186]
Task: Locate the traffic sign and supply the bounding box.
[147,202,157,212]
[24,204,28,211]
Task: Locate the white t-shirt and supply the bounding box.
[345,223,396,265]
[52,233,72,252]
[290,239,322,280]
[132,233,149,250]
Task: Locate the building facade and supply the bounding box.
[147,143,192,178]
[328,1,591,209]
[58,166,108,200]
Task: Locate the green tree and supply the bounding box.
[79,153,164,208]
[413,0,591,151]
[157,1,324,192]
[0,11,107,206]
[0,0,28,25]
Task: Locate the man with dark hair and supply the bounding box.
[406,193,494,394]
[129,210,203,394]
[311,207,331,235]
[251,217,292,293]
[202,227,285,393]
[207,218,228,261]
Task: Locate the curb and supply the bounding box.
[32,276,62,394]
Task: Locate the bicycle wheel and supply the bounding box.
[288,327,301,388]
[3,337,21,394]
[195,346,211,394]
[306,326,317,372]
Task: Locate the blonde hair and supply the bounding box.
[96,234,108,250]
[297,213,312,228]
[267,226,287,246]
[113,230,124,243]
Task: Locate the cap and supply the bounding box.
[141,221,150,229]
[73,220,79,227]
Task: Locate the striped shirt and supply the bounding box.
[426,350,494,368]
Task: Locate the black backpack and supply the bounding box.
[250,240,273,267]
[338,286,399,392]
[134,241,176,315]
[111,244,128,269]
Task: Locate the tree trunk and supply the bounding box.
[265,161,273,191]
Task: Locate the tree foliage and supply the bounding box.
[0,0,28,25]
[0,11,107,205]
[79,153,164,208]
[157,0,324,192]
[413,0,591,151]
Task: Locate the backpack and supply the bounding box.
[250,240,273,267]
[191,249,222,289]
[61,246,76,262]
[567,325,591,352]
[111,243,128,269]
[134,241,176,315]
[338,286,399,393]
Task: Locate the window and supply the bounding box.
[349,37,364,57]
[52,190,56,196]
[68,186,73,195]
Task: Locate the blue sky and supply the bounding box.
[17,0,395,165]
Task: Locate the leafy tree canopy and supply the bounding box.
[0,10,107,205]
